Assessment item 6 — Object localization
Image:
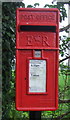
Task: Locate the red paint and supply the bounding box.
[16,8,59,111]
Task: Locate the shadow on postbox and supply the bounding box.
[16,8,59,111]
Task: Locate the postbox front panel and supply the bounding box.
[16,8,59,111]
[16,50,58,111]
[18,32,57,48]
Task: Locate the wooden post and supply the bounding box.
[29,111,41,120]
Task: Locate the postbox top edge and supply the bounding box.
[16,8,59,13]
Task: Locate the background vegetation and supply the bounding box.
[2,1,70,120]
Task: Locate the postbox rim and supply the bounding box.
[16,8,59,12]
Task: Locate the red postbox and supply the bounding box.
[16,8,59,111]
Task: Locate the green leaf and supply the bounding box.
[34,3,40,7]
[27,5,33,8]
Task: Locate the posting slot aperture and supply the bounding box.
[19,25,56,32]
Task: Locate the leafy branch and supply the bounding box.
[59,56,70,63]
[59,99,70,103]
[56,111,70,119]
[60,24,70,32]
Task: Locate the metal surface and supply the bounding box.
[16,8,59,111]
[29,111,41,120]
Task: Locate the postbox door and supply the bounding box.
[16,49,58,111]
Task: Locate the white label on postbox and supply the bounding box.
[29,60,46,93]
